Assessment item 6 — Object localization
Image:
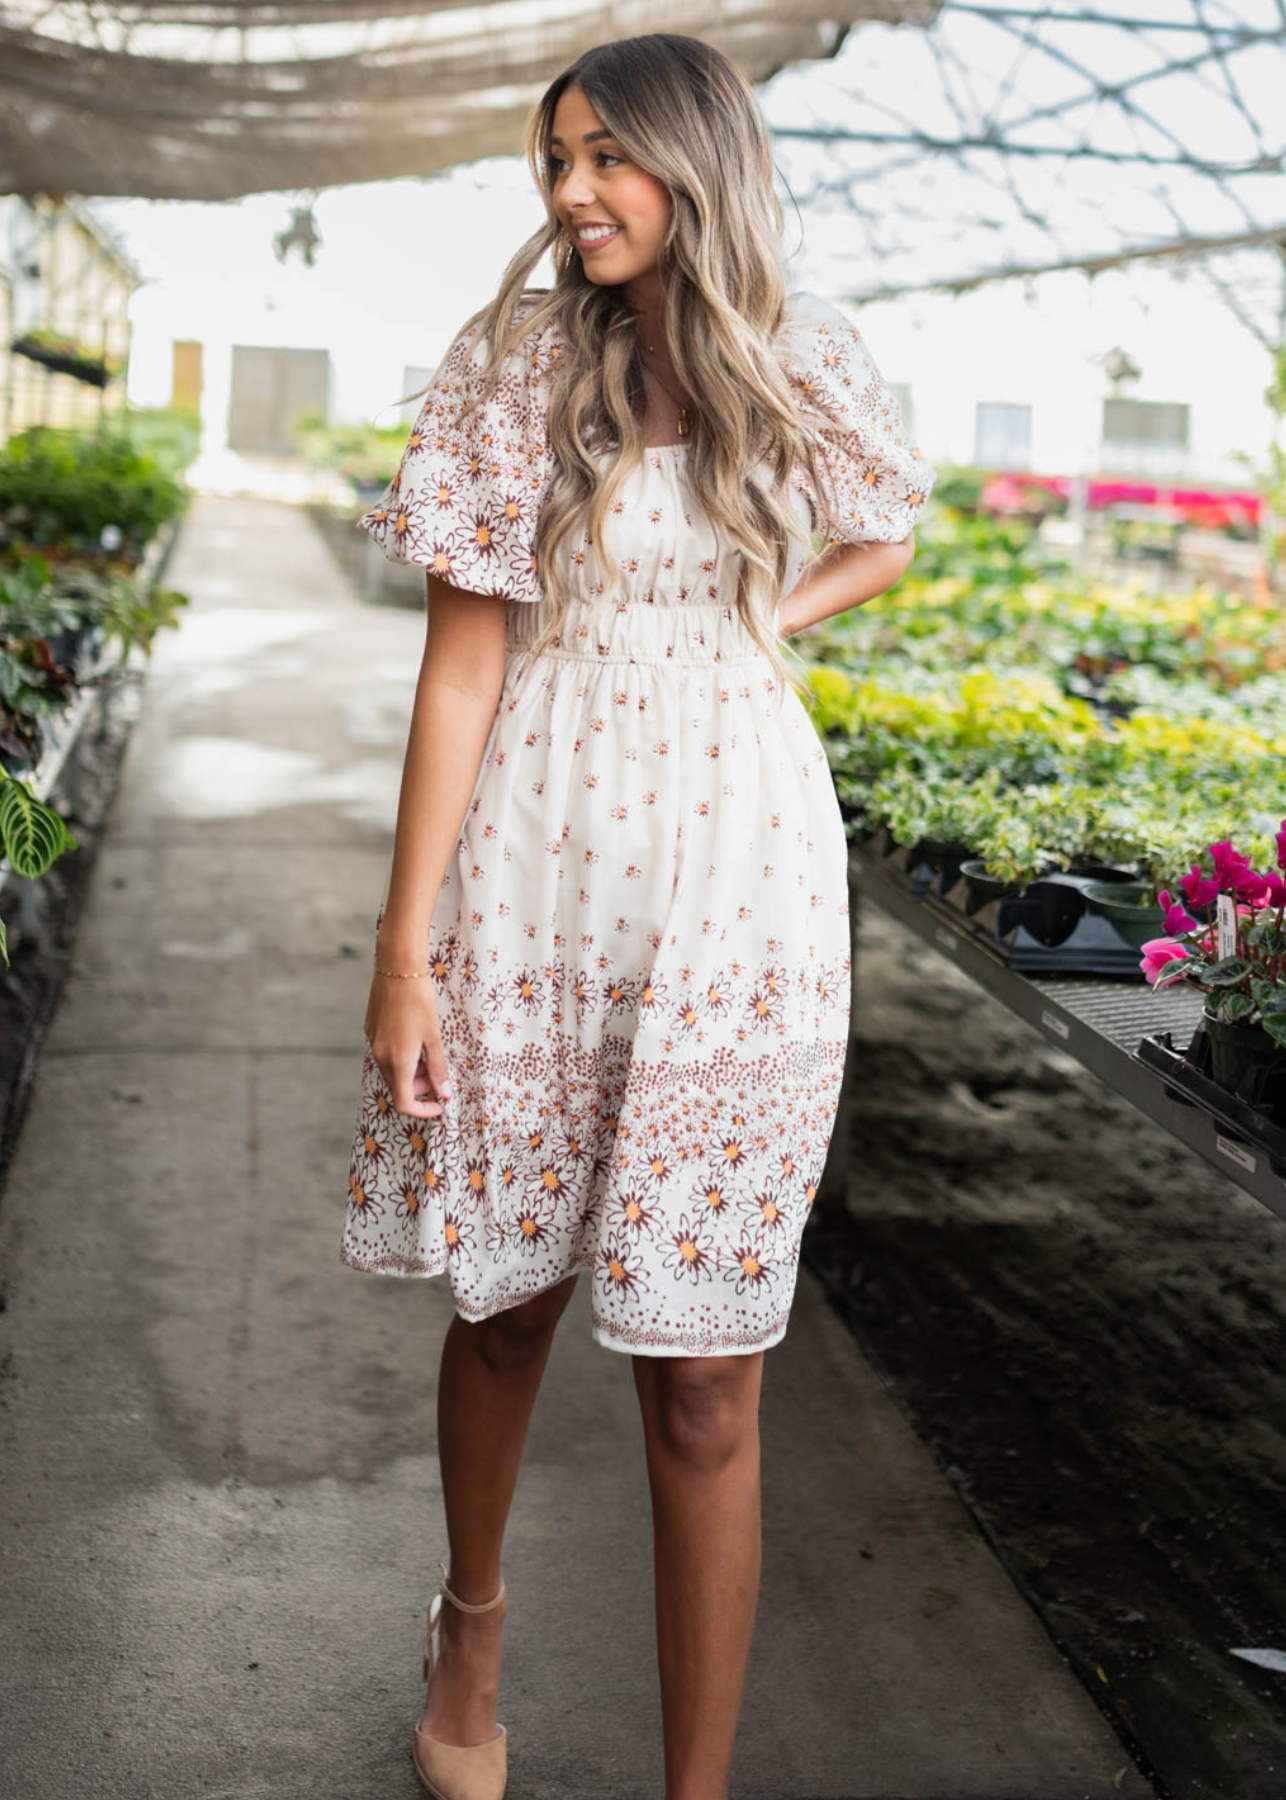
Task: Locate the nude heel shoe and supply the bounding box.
[413,1559,508,1800]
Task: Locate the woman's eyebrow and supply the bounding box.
[548,128,615,146]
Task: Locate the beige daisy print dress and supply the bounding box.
[342,288,935,1356]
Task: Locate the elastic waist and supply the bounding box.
[506,596,775,667]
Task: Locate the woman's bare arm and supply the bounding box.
[777,534,915,638]
[364,576,509,1118]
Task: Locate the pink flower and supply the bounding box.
[1265,871,1286,908]
[1157,890,1198,935]
[1140,937,1191,987]
[1276,819,1286,874]
[1179,863,1219,909]
[1209,839,1253,894]
[1233,868,1270,904]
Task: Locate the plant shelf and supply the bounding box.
[1137,1028,1286,1187]
[849,837,1286,1221]
[860,828,1155,975]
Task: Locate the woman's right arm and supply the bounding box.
[364,575,509,1119]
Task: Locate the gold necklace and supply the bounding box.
[643,339,691,438]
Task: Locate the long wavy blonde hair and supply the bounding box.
[451,33,835,701]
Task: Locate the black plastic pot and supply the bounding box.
[1080,881,1165,951]
[909,837,973,894]
[1203,1010,1285,1097]
[848,823,894,853]
[44,623,105,680]
[1066,862,1140,883]
[959,858,1023,914]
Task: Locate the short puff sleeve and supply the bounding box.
[777,290,935,545]
[357,304,557,602]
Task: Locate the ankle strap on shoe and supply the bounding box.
[437,1558,506,1612]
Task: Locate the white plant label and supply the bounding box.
[1215,1134,1255,1174]
[1040,1010,1070,1040]
[1216,893,1237,961]
[1230,1647,1286,1673]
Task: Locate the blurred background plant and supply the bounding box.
[0,415,193,964]
[0,423,190,568]
[800,493,1285,896]
[296,414,407,493]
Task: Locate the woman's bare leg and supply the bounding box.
[632,1351,765,1800]
[420,1272,580,1746]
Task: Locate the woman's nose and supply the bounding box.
[561,162,598,208]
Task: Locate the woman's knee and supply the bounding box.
[639,1354,763,1469]
[473,1275,578,1371]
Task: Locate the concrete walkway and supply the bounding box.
[0,496,1148,1800]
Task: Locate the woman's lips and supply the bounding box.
[575,225,621,254]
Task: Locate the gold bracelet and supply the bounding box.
[373,961,433,979]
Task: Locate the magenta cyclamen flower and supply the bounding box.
[1140,937,1190,986]
[1266,871,1286,908]
[1234,868,1271,904]
[1179,863,1220,909]
[1156,890,1198,934]
[1276,819,1286,874]
[1208,839,1253,893]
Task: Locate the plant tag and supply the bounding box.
[1216,894,1237,961]
[1040,1009,1070,1041]
[1215,1133,1255,1174]
[1230,1647,1286,1673]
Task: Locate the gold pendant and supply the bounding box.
[677,408,690,438]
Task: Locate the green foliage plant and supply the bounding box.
[0,426,188,565]
[1,555,189,965]
[0,769,78,966]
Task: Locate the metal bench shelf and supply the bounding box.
[848,840,1286,1222]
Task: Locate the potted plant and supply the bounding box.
[1141,827,1286,1096]
[0,426,188,568]
[952,778,1096,906]
[856,765,979,887]
[0,766,78,967]
[10,328,124,389]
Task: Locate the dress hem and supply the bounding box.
[589,1316,789,1358]
[339,1241,791,1358]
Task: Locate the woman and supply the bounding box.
[343,30,935,1800]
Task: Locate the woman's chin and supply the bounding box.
[580,253,625,280]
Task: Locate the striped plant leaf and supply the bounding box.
[0,775,78,879]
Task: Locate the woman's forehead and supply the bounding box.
[550,81,609,142]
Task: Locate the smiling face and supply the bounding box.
[547,81,673,303]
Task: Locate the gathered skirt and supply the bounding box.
[340,596,852,1356]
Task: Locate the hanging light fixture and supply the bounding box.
[273,193,322,268]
